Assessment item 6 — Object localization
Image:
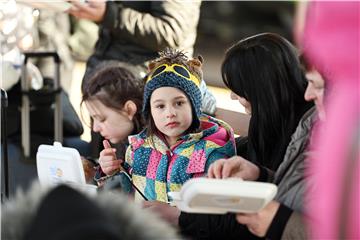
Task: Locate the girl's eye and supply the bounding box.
[176,101,185,106]
[92,116,105,123]
[155,104,165,109]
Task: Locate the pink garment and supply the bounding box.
[204,126,228,146]
[186,149,207,174]
[303,2,359,239]
[146,151,162,180]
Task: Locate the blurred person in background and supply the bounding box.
[68,0,216,113]
[0,1,87,156]
[206,3,359,239]
[0,1,74,92]
[302,2,359,239]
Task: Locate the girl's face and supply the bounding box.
[150,87,193,147]
[85,100,135,144]
[304,69,326,120]
[230,91,252,115]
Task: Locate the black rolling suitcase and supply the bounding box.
[21,52,63,158]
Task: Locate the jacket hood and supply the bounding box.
[1,181,181,240]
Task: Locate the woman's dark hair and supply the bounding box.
[81,63,145,134]
[222,33,313,170]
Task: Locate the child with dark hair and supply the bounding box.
[81,63,144,185]
[119,49,236,202]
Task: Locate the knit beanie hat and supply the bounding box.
[143,63,203,127]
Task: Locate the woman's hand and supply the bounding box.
[67,0,106,23]
[236,201,280,237]
[142,201,181,226]
[99,147,123,176]
[208,156,260,180]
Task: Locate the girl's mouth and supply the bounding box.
[166,122,179,128]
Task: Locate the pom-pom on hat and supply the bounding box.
[143,49,204,127]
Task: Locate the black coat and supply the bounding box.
[179,212,262,240]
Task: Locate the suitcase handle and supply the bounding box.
[1,88,8,108]
[23,51,60,64]
[21,51,63,157]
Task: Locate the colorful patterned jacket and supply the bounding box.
[125,115,236,202]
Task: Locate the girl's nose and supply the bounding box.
[93,122,101,132]
[166,107,177,118]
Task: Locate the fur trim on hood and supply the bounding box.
[1,181,182,240]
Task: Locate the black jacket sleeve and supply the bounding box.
[101,1,201,51]
[235,136,248,158]
[265,204,293,239]
[179,212,262,240]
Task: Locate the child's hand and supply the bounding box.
[99,140,123,176]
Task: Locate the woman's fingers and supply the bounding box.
[209,156,258,180]
[236,213,253,225]
[207,163,215,178]
[221,156,242,178]
[209,157,242,179]
[208,159,225,179]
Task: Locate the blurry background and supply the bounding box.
[195,1,294,87]
[72,1,295,141]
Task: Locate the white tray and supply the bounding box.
[36,142,97,194]
[168,178,277,214]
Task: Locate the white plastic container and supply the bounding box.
[168,178,277,214]
[36,142,97,195]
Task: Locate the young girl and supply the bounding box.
[124,49,236,202]
[81,62,144,185]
